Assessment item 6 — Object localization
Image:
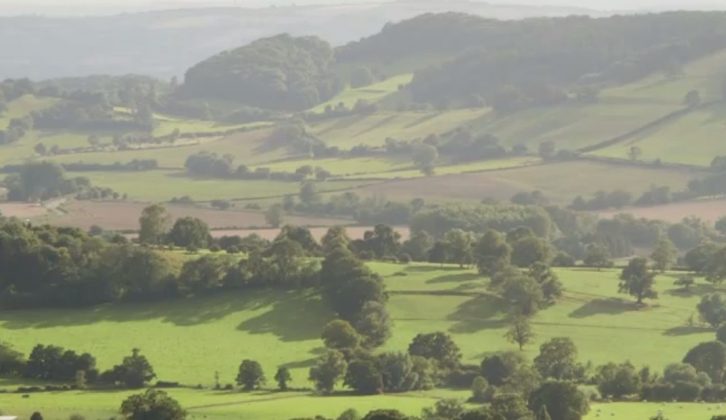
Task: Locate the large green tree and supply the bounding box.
[138,204,171,245]
[619,257,657,304]
[120,389,186,420]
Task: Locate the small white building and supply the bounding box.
[0,416,17,420]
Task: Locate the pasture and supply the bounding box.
[593,103,726,167]
[311,73,415,113]
[0,262,718,418]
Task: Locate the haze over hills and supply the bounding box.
[0,1,603,79]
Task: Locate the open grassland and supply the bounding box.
[0,263,720,418]
[353,161,696,204]
[593,103,726,166]
[1,390,726,420]
[375,263,712,370]
[311,73,414,113]
[0,388,468,419]
[310,109,489,149]
[68,170,370,202]
[0,264,714,388]
[31,200,351,231]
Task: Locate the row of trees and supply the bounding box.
[0,344,155,390]
[3,161,117,202]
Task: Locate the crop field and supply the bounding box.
[310,109,489,149]
[341,156,541,180]
[593,103,726,166]
[67,170,371,202]
[353,161,698,204]
[0,262,718,418]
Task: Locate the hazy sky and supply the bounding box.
[1,0,725,16]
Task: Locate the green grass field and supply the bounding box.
[593,103,726,166]
[311,74,414,113]
[0,263,719,418]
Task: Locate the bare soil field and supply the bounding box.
[29,200,350,231]
[0,202,49,219]
[598,198,726,223]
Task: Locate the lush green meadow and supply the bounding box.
[0,262,719,417]
[3,389,725,419]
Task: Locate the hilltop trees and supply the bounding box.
[619,257,658,304]
[183,34,340,111]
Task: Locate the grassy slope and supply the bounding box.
[310,109,488,149]
[311,74,414,113]
[594,103,726,166]
[590,49,726,166]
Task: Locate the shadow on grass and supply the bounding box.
[663,326,714,336]
[0,289,332,343]
[663,283,718,298]
[568,298,638,318]
[237,292,332,342]
[447,294,507,333]
[426,273,483,285]
[404,265,467,273]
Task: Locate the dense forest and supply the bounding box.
[182,35,342,111]
[340,12,726,109]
